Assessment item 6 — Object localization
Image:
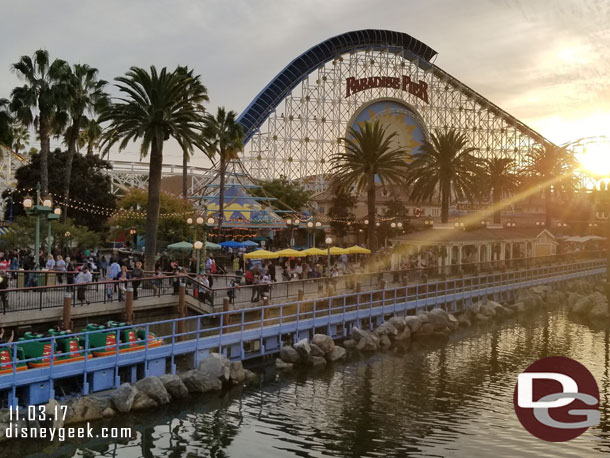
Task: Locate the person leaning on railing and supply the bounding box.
[74,265,92,306]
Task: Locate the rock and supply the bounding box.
[404,316,422,333]
[293,339,312,358]
[394,326,411,341]
[352,327,369,342]
[312,334,335,354]
[447,313,459,330]
[326,346,347,361]
[134,376,171,405]
[64,396,108,425]
[244,369,259,385]
[310,343,325,357]
[416,313,430,325]
[568,292,584,307]
[275,358,294,371]
[39,399,64,430]
[103,407,116,418]
[160,374,189,399]
[572,296,593,315]
[547,290,567,306]
[180,370,223,393]
[478,303,496,317]
[309,356,327,368]
[379,335,392,348]
[388,316,406,331]
[589,302,610,320]
[475,313,489,323]
[467,301,482,315]
[356,336,378,352]
[110,383,138,413]
[427,308,449,330]
[279,346,300,363]
[132,391,158,411]
[374,322,398,338]
[343,339,357,349]
[515,302,527,313]
[197,353,231,383]
[230,361,246,383]
[418,323,434,335]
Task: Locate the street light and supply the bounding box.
[23,183,52,269]
[193,240,203,275]
[129,227,137,250]
[307,220,323,247]
[64,231,71,257]
[286,217,300,247]
[325,236,333,273]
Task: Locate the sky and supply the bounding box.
[2,0,610,167]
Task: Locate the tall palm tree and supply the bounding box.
[202,107,244,229]
[100,66,208,270]
[63,64,108,218]
[10,50,69,193]
[404,128,484,223]
[80,117,103,156]
[331,120,409,251]
[176,66,208,199]
[525,143,576,228]
[484,157,520,224]
[11,122,30,156]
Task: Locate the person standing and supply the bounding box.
[117,265,130,301]
[75,265,92,306]
[131,261,144,300]
[100,256,108,278]
[45,254,55,270]
[55,255,66,284]
[0,269,9,313]
[65,256,75,291]
[109,258,121,280]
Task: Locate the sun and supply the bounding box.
[575,139,610,178]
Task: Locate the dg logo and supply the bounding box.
[514,356,600,442]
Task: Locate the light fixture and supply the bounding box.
[286,218,292,226]
[315,221,322,228]
[22,196,33,209]
[194,241,203,250]
[207,217,215,225]
[364,219,369,225]
[391,222,396,228]
[454,222,459,228]
[294,219,300,225]
[43,196,52,208]
[325,236,333,245]
[375,222,380,227]
[53,208,61,216]
[481,220,486,225]
[536,222,540,226]
[557,222,561,227]
[397,222,403,228]
[307,221,314,228]
[460,222,465,227]
[186,217,193,225]
[196,216,204,225]
[64,231,70,237]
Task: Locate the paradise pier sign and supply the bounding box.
[345,75,429,103]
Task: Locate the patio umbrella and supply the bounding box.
[242,240,259,247]
[275,248,306,257]
[219,240,245,248]
[167,241,193,250]
[328,246,349,255]
[252,236,268,242]
[346,245,372,254]
[300,247,327,256]
[244,249,279,259]
[206,241,222,250]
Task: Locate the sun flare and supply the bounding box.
[575,139,610,177]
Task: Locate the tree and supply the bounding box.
[100,66,209,270]
[11,121,30,156]
[404,128,484,223]
[524,143,577,228]
[0,98,12,151]
[108,188,195,249]
[327,189,357,239]
[63,64,108,219]
[176,66,208,199]
[203,107,244,229]
[5,149,116,232]
[331,120,409,251]
[10,49,70,194]
[79,117,103,156]
[250,175,312,211]
[483,157,520,224]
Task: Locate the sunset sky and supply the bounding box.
[1,0,609,165]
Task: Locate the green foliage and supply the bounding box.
[0,99,12,150]
[327,190,356,238]
[251,175,312,212]
[109,188,195,249]
[483,157,520,223]
[5,149,116,232]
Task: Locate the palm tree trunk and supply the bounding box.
[182,149,188,199]
[441,177,450,223]
[217,155,226,229]
[63,117,80,221]
[367,175,377,252]
[544,186,552,228]
[144,135,164,271]
[39,116,50,194]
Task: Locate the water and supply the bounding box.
[11,306,610,457]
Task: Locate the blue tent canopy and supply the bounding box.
[219,240,245,248]
[242,240,259,247]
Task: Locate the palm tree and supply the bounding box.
[331,120,409,251]
[202,107,244,229]
[484,157,520,224]
[100,66,208,270]
[176,66,208,199]
[80,117,103,156]
[0,98,12,153]
[11,122,30,156]
[524,143,576,228]
[10,50,69,193]
[404,128,484,223]
[63,64,108,218]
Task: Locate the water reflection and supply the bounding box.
[10,308,610,458]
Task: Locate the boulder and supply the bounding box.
[309,356,327,368]
[110,383,138,413]
[547,290,567,306]
[39,399,64,430]
[244,369,259,385]
[374,322,398,338]
[568,292,584,307]
[418,323,434,335]
[198,353,231,383]
[230,361,246,383]
[64,396,108,425]
[467,301,482,315]
[379,335,392,349]
[160,374,189,399]
[394,326,411,341]
[572,296,593,315]
[325,346,347,362]
[309,343,326,357]
[356,336,378,352]
[343,339,357,349]
[180,370,223,393]
[589,301,610,320]
[404,316,422,333]
[132,391,158,411]
[475,313,489,323]
[102,407,116,418]
[416,313,430,324]
[427,308,449,330]
[312,334,335,354]
[134,376,171,405]
[279,346,300,363]
[293,339,312,358]
[447,313,459,330]
[478,303,496,317]
[456,313,471,327]
[275,358,294,371]
[351,327,369,342]
[388,316,406,331]
[515,302,527,313]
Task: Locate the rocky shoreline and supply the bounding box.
[0,277,601,442]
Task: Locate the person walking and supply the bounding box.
[227,278,238,306]
[100,256,108,278]
[75,265,92,306]
[131,261,143,300]
[55,255,66,284]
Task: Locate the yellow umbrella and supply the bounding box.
[244,249,279,259]
[328,246,349,255]
[300,247,327,256]
[275,248,306,257]
[346,245,372,254]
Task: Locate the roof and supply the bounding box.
[390,227,556,245]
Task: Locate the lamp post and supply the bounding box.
[325,236,333,273]
[47,208,61,251]
[286,218,300,248]
[193,240,203,275]
[64,231,71,257]
[22,183,52,269]
[307,220,322,248]
[129,227,137,251]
